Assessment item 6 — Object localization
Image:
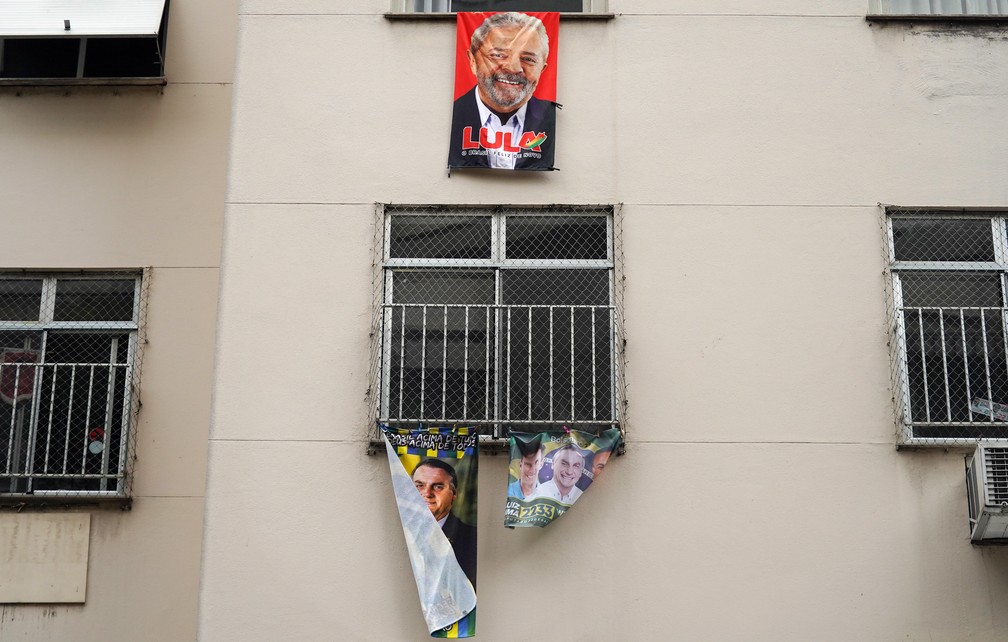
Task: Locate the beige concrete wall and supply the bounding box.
[1,514,90,603]
[203,1,1008,639]
[0,0,237,639]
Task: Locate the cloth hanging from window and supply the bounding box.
[383,425,478,638]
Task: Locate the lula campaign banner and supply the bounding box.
[448,11,559,171]
[504,428,622,528]
[383,426,478,638]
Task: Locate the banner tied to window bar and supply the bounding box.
[448,11,558,171]
[505,428,621,528]
[383,426,478,638]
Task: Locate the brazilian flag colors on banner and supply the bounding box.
[505,428,622,528]
[383,426,478,638]
[448,11,559,171]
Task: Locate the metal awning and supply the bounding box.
[0,0,167,38]
[868,0,1008,17]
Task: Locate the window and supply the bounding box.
[0,272,147,501]
[868,0,1008,19]
[886,209,1008,444]
[0,0,169,85]
[371,206,624,442]
[393,0,606,14]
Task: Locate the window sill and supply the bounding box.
[0,77,166,88]
[385,12,614,20]
[0,495,132,510]
[367,436,626,456]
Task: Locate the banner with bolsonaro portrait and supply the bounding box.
[383,426,478,638]
[448,11,559,171]
[504,428,622,528]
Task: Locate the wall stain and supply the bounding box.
[911,24,1008,42]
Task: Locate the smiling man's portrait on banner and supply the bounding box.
[448,11,559,171]
[504,429,621,528]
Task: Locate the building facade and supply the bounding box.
[0,1,236,639]
[4,1,1008,640]
[198,1,1008,639]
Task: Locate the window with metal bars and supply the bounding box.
[0,272,146,501]
[374,205,622,440]
[887,209,1008,444]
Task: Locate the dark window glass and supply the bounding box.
[898,270,1008,436]
[502,269,609,306]
[443,0,583,10]
[899,272,1002,308]
[392,271,495,305]
[54,279,136,322]
[1,38,79,78]
[892,218,995,262]
[389,307,493,421]
[500,269,612,421]
[506,216,608,261]
[502,305,612,421]
[904,308,1008,437]
[0,280,43,321]
[390,216,492,260]
[83,37,162,77]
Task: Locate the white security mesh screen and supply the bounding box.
[369,205,625,446]
[0,271,147,502]
[885,208,1008,445]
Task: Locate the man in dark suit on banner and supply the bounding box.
[411,458,477,587]
[449,12,556,171]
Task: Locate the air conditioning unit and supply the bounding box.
[965,442,1008,543]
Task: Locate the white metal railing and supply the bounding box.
[380,302,618,432]
[898,305,1008,427]
[1,360,130,494]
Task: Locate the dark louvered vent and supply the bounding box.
[984,446,1008,504]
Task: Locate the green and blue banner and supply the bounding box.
[383,426,478,638]
[504,428,621,528]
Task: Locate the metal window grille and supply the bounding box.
[368,205,625,447]
[0,270,148,502]
[884,207,1008,446]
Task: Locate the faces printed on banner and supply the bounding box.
[467,13,549,114]
[412,459,457,522]
[518,447,545,495]
[591,449,612,482]
[549,446,585,496]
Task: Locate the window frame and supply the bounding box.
[0,0,170,87]
[0,270,147,505]
[386,0,613,18]
[370,205,624,450]
[886,208,1008,447]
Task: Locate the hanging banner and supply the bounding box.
[448,11,559,171]
[504,428,621,528]
[383,426,478,638]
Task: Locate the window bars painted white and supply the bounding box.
[371,205,624,442]
[885,208,1008,445]
[0,271,147,501]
